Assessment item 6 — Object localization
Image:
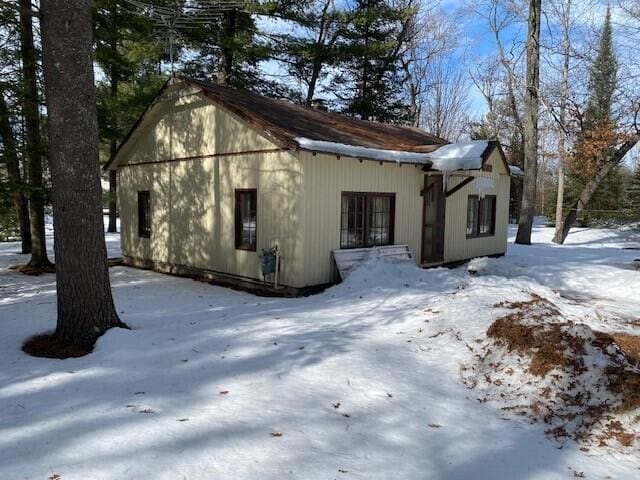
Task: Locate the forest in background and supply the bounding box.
[1,0,640,247]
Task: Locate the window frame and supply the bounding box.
[340,192,396,249]
[235,188,257,251]
[466,194,496,239]
[137,190,151,239]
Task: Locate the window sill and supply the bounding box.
[235,245,257,252]
[466,233,495,239]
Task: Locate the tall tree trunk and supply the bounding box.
[553,0,571,243]
[217,10,237,85]
[553,140,637,244]
[107,0,118,233]
[0,87,31,253]
[40,0,124,347]
[515,0,542,245]
[19,0,51,266]
[107,169,117,232]
[304,0,332,106]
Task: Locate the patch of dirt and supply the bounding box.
[10,263,56,276]
[22,333,92,359]
[463,293,640,449]
[610,334,640,364]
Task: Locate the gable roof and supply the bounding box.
[187,78,448,153]
[105,77,514,174]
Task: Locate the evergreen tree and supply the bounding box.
[40,0,124,350]
[180,3,282,95]
[624,162,640,218]
[19,0,52,268]
[584,7,617,130]
[276,0,346,105]
[94,0,169,231]
[329,0,415,123]
[553,8,626,243]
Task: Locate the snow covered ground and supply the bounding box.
[1,221,639,479]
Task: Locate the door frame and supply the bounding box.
[421,174,446,264]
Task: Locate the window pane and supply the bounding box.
[479,197,495,235]
[367,195,391,246]
[341,194,364,248]
[466,196,478,236]
[138,191,150,238]
[236,190,257,249]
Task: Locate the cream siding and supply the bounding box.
[115,84,279,166]
[297,151,424,287]
[115,82,512,289]
[441,149,511,263]
[296,148,511,286]
[117,85,304,287]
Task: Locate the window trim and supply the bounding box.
[137,190,151,239]
[466,194,496,239]
[340,191,396,249]
[235,188,257,251]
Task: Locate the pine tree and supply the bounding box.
[19,0,52,268]
[624,162,640,218]
[94,0,169,232]
[40,0,124,350]
[276,0,346,105]
[553,8,631,243]
[181,3,280,94]
[584,8,617,130]
[329,0,415,123]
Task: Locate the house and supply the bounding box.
[105,77,519,293]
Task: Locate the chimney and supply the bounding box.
[310,99,328,111]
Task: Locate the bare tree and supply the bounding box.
[402,6,463,130]
[40,0,124,348]
[420,57,470,140]
[469,0,525,163]
[515,0,541,244]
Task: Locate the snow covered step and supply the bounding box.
[332,245,413,280]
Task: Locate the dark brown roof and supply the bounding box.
[105,78,450,171]
[186,78,448,152]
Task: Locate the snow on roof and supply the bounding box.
[294,137,434,165]
[509,165,524,177]
[295,137,493,171]
[426,141,488,171]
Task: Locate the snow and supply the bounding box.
[295,137,435,164]
[1,219,640,479]
[295,137,491,171]
[510,165,525,176]
[474,177,495,197]
[427,140,488,171]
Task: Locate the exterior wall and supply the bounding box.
[295,149,511,287]
[116,84,279,165]
[117,85,305,288]
[442,149,511,263]
[115,82,512,289]
[297,151,424,287]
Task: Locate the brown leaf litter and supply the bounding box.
[464,293,640,449]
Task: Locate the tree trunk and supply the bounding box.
[19,0,51,266]
[553,0,571,243]
[515,0,542,245]
[553,140,637,244]
[107,168,117,232]
[217,10,237,85]
[0,87,31,253]
[107,0,118,233]
[40,0,124,347]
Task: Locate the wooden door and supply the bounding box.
[421,175,445,264]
